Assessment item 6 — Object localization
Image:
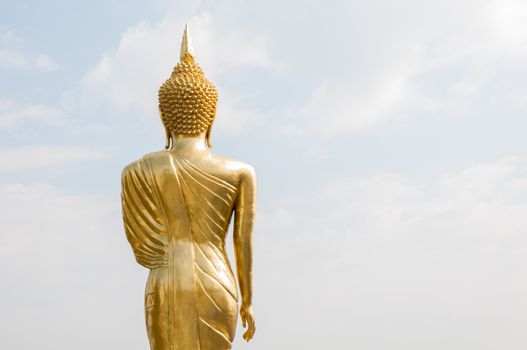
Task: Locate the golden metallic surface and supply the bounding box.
[159,24,218,146]
[121,25,256,350]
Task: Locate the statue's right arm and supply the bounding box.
[233,165,256,341]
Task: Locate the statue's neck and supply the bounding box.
[168,133,209,156]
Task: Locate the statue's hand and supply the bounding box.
[240,304,255,341]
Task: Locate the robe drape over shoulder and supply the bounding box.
[121,151,240,350]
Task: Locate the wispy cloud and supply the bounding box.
[0,30,59,72]
[79,13,274,134]
[269,0,527,137]
[0,99,61,129]
[0,146,107,171]
[0,183,144,349]
[249,155,527,349]
[326,156,527,238]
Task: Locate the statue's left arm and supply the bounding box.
[121,160,167,269]
[233,165,256,341]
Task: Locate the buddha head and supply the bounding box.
[158,24,218,149]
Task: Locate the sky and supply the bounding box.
[1,0,527,349]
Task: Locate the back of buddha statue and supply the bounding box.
[129,148,255,349]
[121,24,256,350]
[146,149,254,245]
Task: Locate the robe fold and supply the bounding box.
[121,151,239,350]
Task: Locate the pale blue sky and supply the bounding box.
[1,1,527,349]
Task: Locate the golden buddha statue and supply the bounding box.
[121,24,256,350]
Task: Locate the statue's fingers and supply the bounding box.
[242,315,247,328]
[246,327,254,341]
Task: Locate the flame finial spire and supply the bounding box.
[180,23,194,60]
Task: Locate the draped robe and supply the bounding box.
[121,151,240,350]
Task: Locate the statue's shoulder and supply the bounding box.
[208,153,256,183]
[143,150,171,167]
[121,157,142,177]
[122,150,170,176]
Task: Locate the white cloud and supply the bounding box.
[287,76,415,136]
[0,30,59,72]
[2,156,527,350]
[79,13,273,134]
[326,156,527,239]
[486,0,527,52]
[0,99,61,129]
[256,208,298,234]
[0,184,148,350]
[0,146,107,171]
[72,0,527,140]
[247,155,527,349]
[273,0,527,137]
